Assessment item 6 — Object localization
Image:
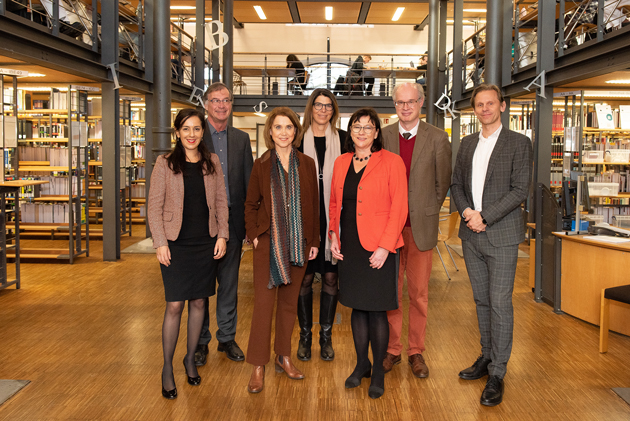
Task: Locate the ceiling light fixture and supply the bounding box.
[392,7,405,21]
[605,80,630,84]
[325,7,333,21]
[254,5,267,20]
[464,9,487,13]
[170,6,195,10]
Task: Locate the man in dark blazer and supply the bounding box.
[194,82,253,365]
[382,82,452,379]
[451,84,532,406]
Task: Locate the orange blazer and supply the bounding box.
[329,149,408,253]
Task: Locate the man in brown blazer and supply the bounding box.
[382,82,452,378]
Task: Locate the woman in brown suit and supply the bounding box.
[148,108,229,399]
[244,107,319,393]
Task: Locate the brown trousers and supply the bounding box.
[246,233,307,366]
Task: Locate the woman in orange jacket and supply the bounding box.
[329,107,408,399]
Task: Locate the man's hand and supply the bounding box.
[464,209,487,233]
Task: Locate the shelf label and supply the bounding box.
[0,68,28,76]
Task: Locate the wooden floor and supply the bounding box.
[1,223,629,420]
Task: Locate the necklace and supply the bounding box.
[354,153,371,162]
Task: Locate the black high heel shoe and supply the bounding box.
[162,371,177,400]
[344,364,372,389]
[368,384,384,399]
[183,357,202,386]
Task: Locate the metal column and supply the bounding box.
[426,0,440,125]
[194,0,205,93]
[485,0,503,86]
[436,0,447,130]
[222,0,234,94]
[450,0,464,213]
[101,0,120,261]
[212,0,220,83]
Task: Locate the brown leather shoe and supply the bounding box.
[274,355,305,380]
[383,352,402,373]
[247,365,265,393]
[408,354,429,378]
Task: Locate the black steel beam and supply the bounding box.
[288,1,301,23]
[485,0,502,86]
[358,3,370,25]
[232,96,396,115]
[426,0,439,125]
[414,17,429,31]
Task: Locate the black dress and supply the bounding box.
[160,162,218,302]
[338,164,398,311]
[305,135,338,276]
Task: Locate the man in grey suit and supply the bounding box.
[381,82,452,378]
[195,82,253,365]
[451,84,532,406]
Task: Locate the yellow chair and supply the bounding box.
[599,285,630,353]
[436,211,460,280]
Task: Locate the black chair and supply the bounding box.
[599,284,630,353]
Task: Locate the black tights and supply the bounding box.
[299,272,338,296]
[161,298,204,390]
[350,309,389,390]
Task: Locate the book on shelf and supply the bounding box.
[620,105,630,130]
[594,104,615,130]
[0,115,18,147]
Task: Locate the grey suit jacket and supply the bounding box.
[450,127,533,248]
[382,121,452,251]
[203,122,254,242]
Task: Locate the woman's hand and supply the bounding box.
[156,245,171,267]
[330,232,343,261]
[308,247,318,260]
[253,238,258,249]
[369,247,389,269]
[214,238,227,260]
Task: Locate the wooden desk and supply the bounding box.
[552,232,630,336]
[233,67,297,95]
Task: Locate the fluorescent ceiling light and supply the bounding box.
[170,6,195,10]
[464,9,487,13]
[390,115,398,119]
[18,73,46,78]
[254,112,266,118]
[584,90,630,97]
[325,6,333,21]
[254,5,267,20]
[606,80,630,84]
[392,7,405,21]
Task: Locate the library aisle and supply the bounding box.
[0,223,629,420]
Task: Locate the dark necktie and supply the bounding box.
[402,132,411,139]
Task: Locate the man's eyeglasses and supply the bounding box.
[313,102,334,111]
[351,125,375,134]
[394,99,419,108]
[208,98,232,105]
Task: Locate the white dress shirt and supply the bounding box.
[398,120,419,138]
[471,125,502,212]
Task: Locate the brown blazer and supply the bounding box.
[148,154,230,248]
[244,149,319,251]
[382,121,452,251]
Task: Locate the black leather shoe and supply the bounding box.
[217,340,245,362]
[162,386,177,400]
[297,291,313,361]
[183,358,201,386]
[194,344,209,367]
[344,365,371,389]
[480,375,504,406]
[459,355,491,380]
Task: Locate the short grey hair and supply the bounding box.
[392,82,425,103]
[203,82,233,102]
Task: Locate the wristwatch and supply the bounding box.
[481,214,488,225]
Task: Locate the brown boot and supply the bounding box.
[247,365,265,393]
[274,355,305,380]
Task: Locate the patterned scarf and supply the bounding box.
[268,148,304,289]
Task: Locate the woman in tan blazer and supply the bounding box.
[244,107,319,394]
[148,108,229,400]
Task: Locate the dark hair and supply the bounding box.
[303,88,340,134]
[286,54,299,63]
[203,82,233,102]
[263,107,303,150]
[470,83,504,107]
[345,108,383,153]
[166,108,215,176]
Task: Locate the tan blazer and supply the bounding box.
[382,121,452,251]
[148,154,230,248]
[244,149,319,251]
